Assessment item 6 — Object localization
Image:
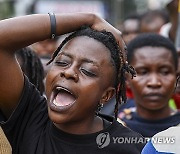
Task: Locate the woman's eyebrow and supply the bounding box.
[81,58,99,66]
[60,52,72,58]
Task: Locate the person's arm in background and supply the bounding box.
[0,13,122,118]
[141,125,180,154]
[167,0,178,42]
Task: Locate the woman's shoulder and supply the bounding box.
[100,113,143,138]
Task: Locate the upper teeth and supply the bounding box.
[56,87,72,95]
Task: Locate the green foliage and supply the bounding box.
[0,1,14,20]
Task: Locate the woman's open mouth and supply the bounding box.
[49,86,77,112]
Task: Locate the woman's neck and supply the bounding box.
[54,116,103,135]
[136,105,173,120]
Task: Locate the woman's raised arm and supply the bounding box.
[0,13,122,118]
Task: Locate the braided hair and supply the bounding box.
[47,27,136,118]
[15,47,45,95]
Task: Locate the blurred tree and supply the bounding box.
[112,0,138,27]
[124,0,137,18]
[0,0,15,19]
[135,0,148,14]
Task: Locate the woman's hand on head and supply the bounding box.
[91,15,124,49]
[91,14,126,57]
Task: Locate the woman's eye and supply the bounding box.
[161,70,170,75]
[81,68,96,77]
[136,69,148,75]
[54,61,68,67]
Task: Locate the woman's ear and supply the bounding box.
[101,87,116,104]
[175,74,180,88]
[125,71,132,88]
[126,78,131,89]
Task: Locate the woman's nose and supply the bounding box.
[60,68,79,82]
[147,73,161,88]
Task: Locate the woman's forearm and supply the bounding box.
[0,13,122,52]
[0,13,97,51]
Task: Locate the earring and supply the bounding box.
[95,103,104,115]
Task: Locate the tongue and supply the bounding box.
[54,91,75,106]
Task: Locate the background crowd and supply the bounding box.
[0,0,180,154]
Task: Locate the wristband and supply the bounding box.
[48,12,56,39]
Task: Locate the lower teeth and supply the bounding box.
[53,100,61,106]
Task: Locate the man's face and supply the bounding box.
[128,46,176,111]
[122,19,140,44]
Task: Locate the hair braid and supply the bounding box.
[16,47,45,95]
